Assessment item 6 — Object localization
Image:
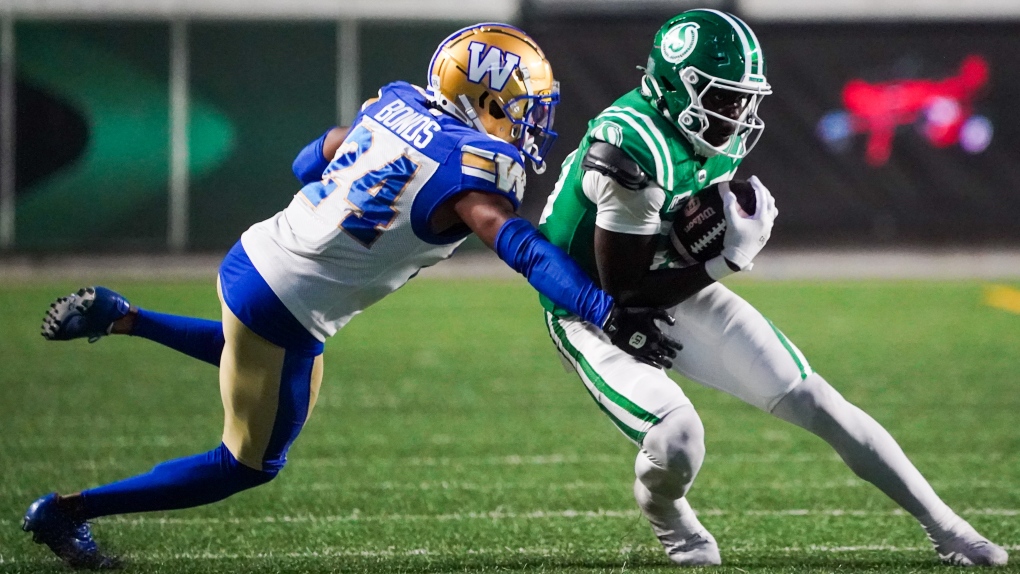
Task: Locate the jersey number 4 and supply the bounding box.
[302,124,420,248]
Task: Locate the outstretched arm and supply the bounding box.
[452,191,613,327]
[451,190,681,368]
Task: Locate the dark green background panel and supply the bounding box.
[358,22,476,101]
[10,19,1020,252]
[14,22,173,251]
[187,23,337,251]
[9,20,482,253]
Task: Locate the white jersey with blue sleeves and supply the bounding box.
[241,82,527,341]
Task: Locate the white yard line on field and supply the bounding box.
[7,453,626,470]
[1,507,1016,527]
[9,449,1014,470]
[4,479,1014,500]
[422,250,1020,281]
[4,543,1020,565]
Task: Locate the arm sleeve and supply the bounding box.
[292,128,334,185]
[494,217,614,327]
[582,171,666,235]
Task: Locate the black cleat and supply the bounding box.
[41,287,130,343]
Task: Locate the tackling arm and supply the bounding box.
[452,191,613,327]
[452,191,682,368]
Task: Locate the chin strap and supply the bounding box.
[640,74,661,101]
[458,94,489,135]
[642,74,723,159]
[690,137,722,159]
[525,140,547,174]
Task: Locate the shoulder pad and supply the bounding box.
[581,141,649,191]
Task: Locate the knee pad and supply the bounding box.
[636,405,706,499]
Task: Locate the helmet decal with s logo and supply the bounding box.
[660,23,700,64]
[643,10,771,159]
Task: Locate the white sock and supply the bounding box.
[771,374,953,522]
[633,406,707,538]
[634,477,707,538]
[919,508,977,543]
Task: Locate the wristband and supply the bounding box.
[705,255,736,281]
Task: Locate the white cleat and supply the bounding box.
[660,530,721,567]
[634,481,721,567]
[932,532,1008,567]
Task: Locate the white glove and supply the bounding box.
[719,175,778,271]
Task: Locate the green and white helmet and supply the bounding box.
[642,9,771,159]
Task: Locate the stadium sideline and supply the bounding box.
[2,249,1019,282]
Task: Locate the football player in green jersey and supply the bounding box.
[539,9,1007,567]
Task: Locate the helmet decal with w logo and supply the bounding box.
[466,42,522,91]
[426,23,558,172]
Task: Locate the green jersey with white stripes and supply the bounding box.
[538,89,740,317]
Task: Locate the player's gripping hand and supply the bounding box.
[603,306,684,369]
[720,175,778,271]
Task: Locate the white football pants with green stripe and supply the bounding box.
[546,282,810,445]
[546,281,979,562]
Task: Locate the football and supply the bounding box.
[668,179,756,267]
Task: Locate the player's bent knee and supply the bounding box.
[643,406,706,472]
[636,406,705,497]
[219,443,278,492]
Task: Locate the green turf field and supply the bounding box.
[1,278,1017,573]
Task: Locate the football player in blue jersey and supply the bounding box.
[22,23,682,569]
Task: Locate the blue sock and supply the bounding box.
[131,309,225,367]
[80,443,275,519]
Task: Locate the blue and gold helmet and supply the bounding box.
[427,23,559,172]
[642,9,772,159]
